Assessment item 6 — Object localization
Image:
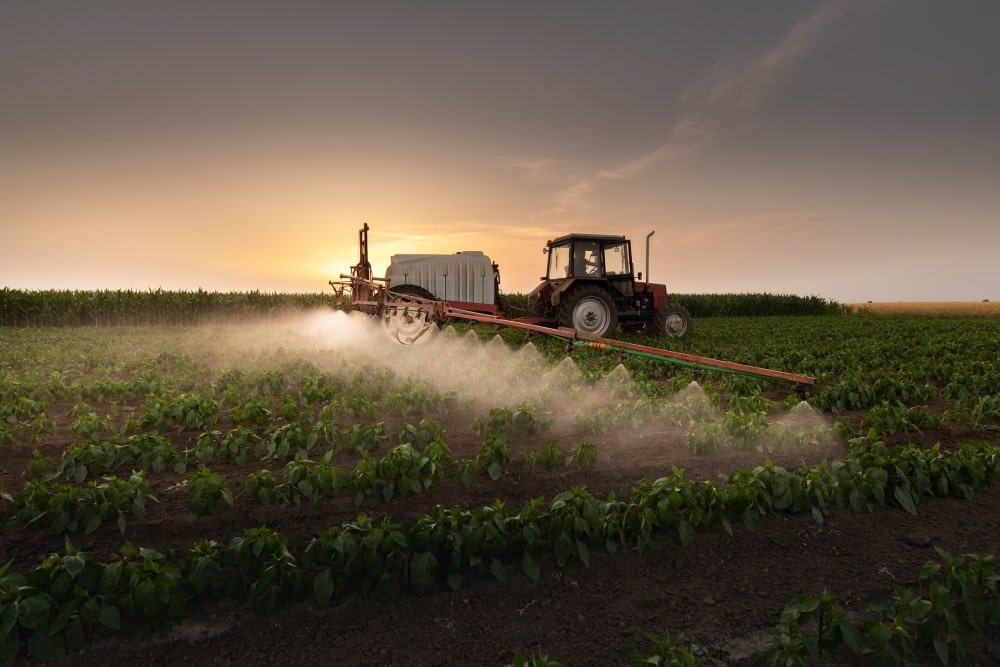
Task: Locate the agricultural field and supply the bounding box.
[2,309,1000,665]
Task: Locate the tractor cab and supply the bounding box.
[528,232,691,338]
[542,234,636,298]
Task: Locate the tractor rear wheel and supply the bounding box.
[559,285,618,337]
[654,303,692,338]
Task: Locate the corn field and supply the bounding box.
[1,289,841,327]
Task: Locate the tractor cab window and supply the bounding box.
[547,244,571,280]
[603,242,630,275]
[574,240,601,276]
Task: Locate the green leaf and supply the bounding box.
[446,572,462,591]
[811,506,825,525]
[840,619,864,655]
[98,604,121,630]
[313,569,335,607]
[17,594,50,630]
[678,520,694,546]
[520,552,539,582]
[0,601,18,635]
[64,616,85,653]
[376,571,398,603]
[893,486,918,515]
[408,552,437,596]
[27,629,66,662]
[553,533,573,565]
[933,636,949,665]
[576,541,590,568]
[489,558,507,583]
[62,554,85,578]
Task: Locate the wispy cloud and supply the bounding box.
[538,0,857,215]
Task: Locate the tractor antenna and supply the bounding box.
[645,230,655,283]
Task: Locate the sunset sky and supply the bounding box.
[2,1,998,302]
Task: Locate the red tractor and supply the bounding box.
[527,232,691,338]
[332,225,691,341]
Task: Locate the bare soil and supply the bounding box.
[3,394,1000,666]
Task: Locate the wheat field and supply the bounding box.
[848,301,1000,315]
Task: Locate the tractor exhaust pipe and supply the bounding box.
[645,230,654,283]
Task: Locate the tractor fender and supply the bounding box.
[548,277,580,307]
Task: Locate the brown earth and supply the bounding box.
[3,393,1000,666]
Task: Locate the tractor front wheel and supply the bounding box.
[654,303,692,338]
[559,285,618,337]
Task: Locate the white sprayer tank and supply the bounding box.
[386,251,495,305]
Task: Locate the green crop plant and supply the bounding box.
[687,421,728,455]
[451,457,479,487]
[0,396,55,444]
[228,396,273,426]
[139,392,219,433]
[217,426,259,464]
[252,369,288,395]
[538,440,566,471]
[312,460,349,498]
[945,394,1000,432]
[184,539,236,600]
[22,449,56,480]
[68,409,122,443]
[570,440,597,473]
[55,440,130,482]
[349,454,379,506]
[376,444,432,500]
[862,400,935,437]
[277,456,319,508]
[514,450,537,476]
[101,542,183,630]
[185,468,233,519]
[298,372,346,404]
[472,403,552,442]
[243,469,277,505]
[264,422,309,460]
[630,633,710,667]
[547,487,626,567]
[4,540,121,663]
[191,430,220,466]
[126,432,183,473]
[307,418,342,455]
[342,389,379,421]
[395,418,446,449]
[574,405,618,435]
[477,434,511,480]
[339,422,388,454]
[14,473,152,535]
[226,527,306,615]
[724,409,769,450]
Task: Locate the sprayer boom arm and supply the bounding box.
[437,304,815,387]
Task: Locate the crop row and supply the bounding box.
[512,548,1000,666]
[1,435,998,665]
[4,316,1000,430]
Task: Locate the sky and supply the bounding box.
[2,1,998,303]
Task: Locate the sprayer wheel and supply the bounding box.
[559,285,618,337]
[382,285,439,344]
[654,303,692,338]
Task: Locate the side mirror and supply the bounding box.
[637,272,643,281]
